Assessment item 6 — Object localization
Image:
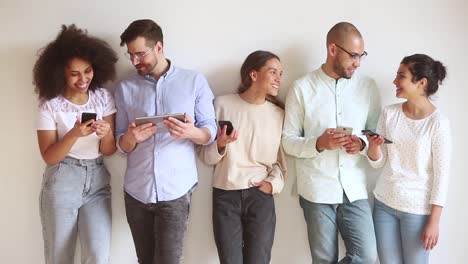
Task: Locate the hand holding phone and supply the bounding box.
[361,130,393,144]
[218,120,234,136]
[316,128,351,151]
[335,126,353,135]
[81,112,97,126]
[216,120,238,152]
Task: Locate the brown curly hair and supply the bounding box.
[33,24,118,101]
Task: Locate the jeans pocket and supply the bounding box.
[253,186,272,197]
[42,163,62,187]
[94,164,111,190]
[212,187,232,198]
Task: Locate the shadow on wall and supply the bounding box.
[205,63,239,97]
[184,157,220,263]
[107,66,136,94]
[278,42,319,97]
[203,43,319,103]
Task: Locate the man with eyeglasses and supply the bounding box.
[114,19,217,264]
[282,22,380,263]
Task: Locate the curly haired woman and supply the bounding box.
[33,24,118,264]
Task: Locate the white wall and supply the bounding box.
[1,0,467,263]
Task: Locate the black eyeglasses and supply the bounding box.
[334,43,368,62]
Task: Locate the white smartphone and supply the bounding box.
[134,113,186,132]
[335,126,353,135]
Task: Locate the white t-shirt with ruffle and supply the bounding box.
[36,88,116,159]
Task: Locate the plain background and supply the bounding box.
[1,0,467,263]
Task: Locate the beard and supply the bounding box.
[135,57,158,76]
[332,56,357,79]
[136,63,156,76]
[333,63,354,79]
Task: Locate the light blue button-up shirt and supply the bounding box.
[282,67,381,203]
[115,62,217,203]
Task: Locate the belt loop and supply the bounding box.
[62,156,102,166]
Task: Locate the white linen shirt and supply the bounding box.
[369,104,452,215]
[282,67,381,203]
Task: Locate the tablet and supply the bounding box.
[134,113,186,132]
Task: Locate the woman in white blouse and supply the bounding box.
[366,54,451,264]
[198,50,287,264]
[33,25,118,263]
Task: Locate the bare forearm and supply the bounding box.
[429,205,443,223]
[191,127,211,145]
[315,136,325,152]
[216,142,226,155]
[367,146,382,161]
[119,133,138,153]
[100,134,116,156]
[42,133,78,165]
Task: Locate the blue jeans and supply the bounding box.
[300,195,377,264]
[39,156,111,264]
[373,199,430,264]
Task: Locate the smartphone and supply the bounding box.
[361,129,393,144]
[335,126,353,135]
[218,120,234,135]
[81,112,97,126]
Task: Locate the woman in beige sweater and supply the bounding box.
[199,50,287,264]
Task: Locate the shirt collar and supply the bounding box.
[317,65,336,83]
[317,64,354,85]
[163,59,175,79]
[143,59,175,82]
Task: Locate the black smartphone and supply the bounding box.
[361,129,393,144]
[81,112,97,126]
[218,120,234,135]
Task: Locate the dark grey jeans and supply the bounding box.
[212,187,276,264]
[124,190,192,264]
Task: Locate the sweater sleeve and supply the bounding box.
[197,140,226,165]
[264,145,287,194]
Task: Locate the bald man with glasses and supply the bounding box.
[282,22,380,263]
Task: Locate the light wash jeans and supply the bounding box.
[39,156,112,264]
[300,194,377,264]
[373,199,430,264]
